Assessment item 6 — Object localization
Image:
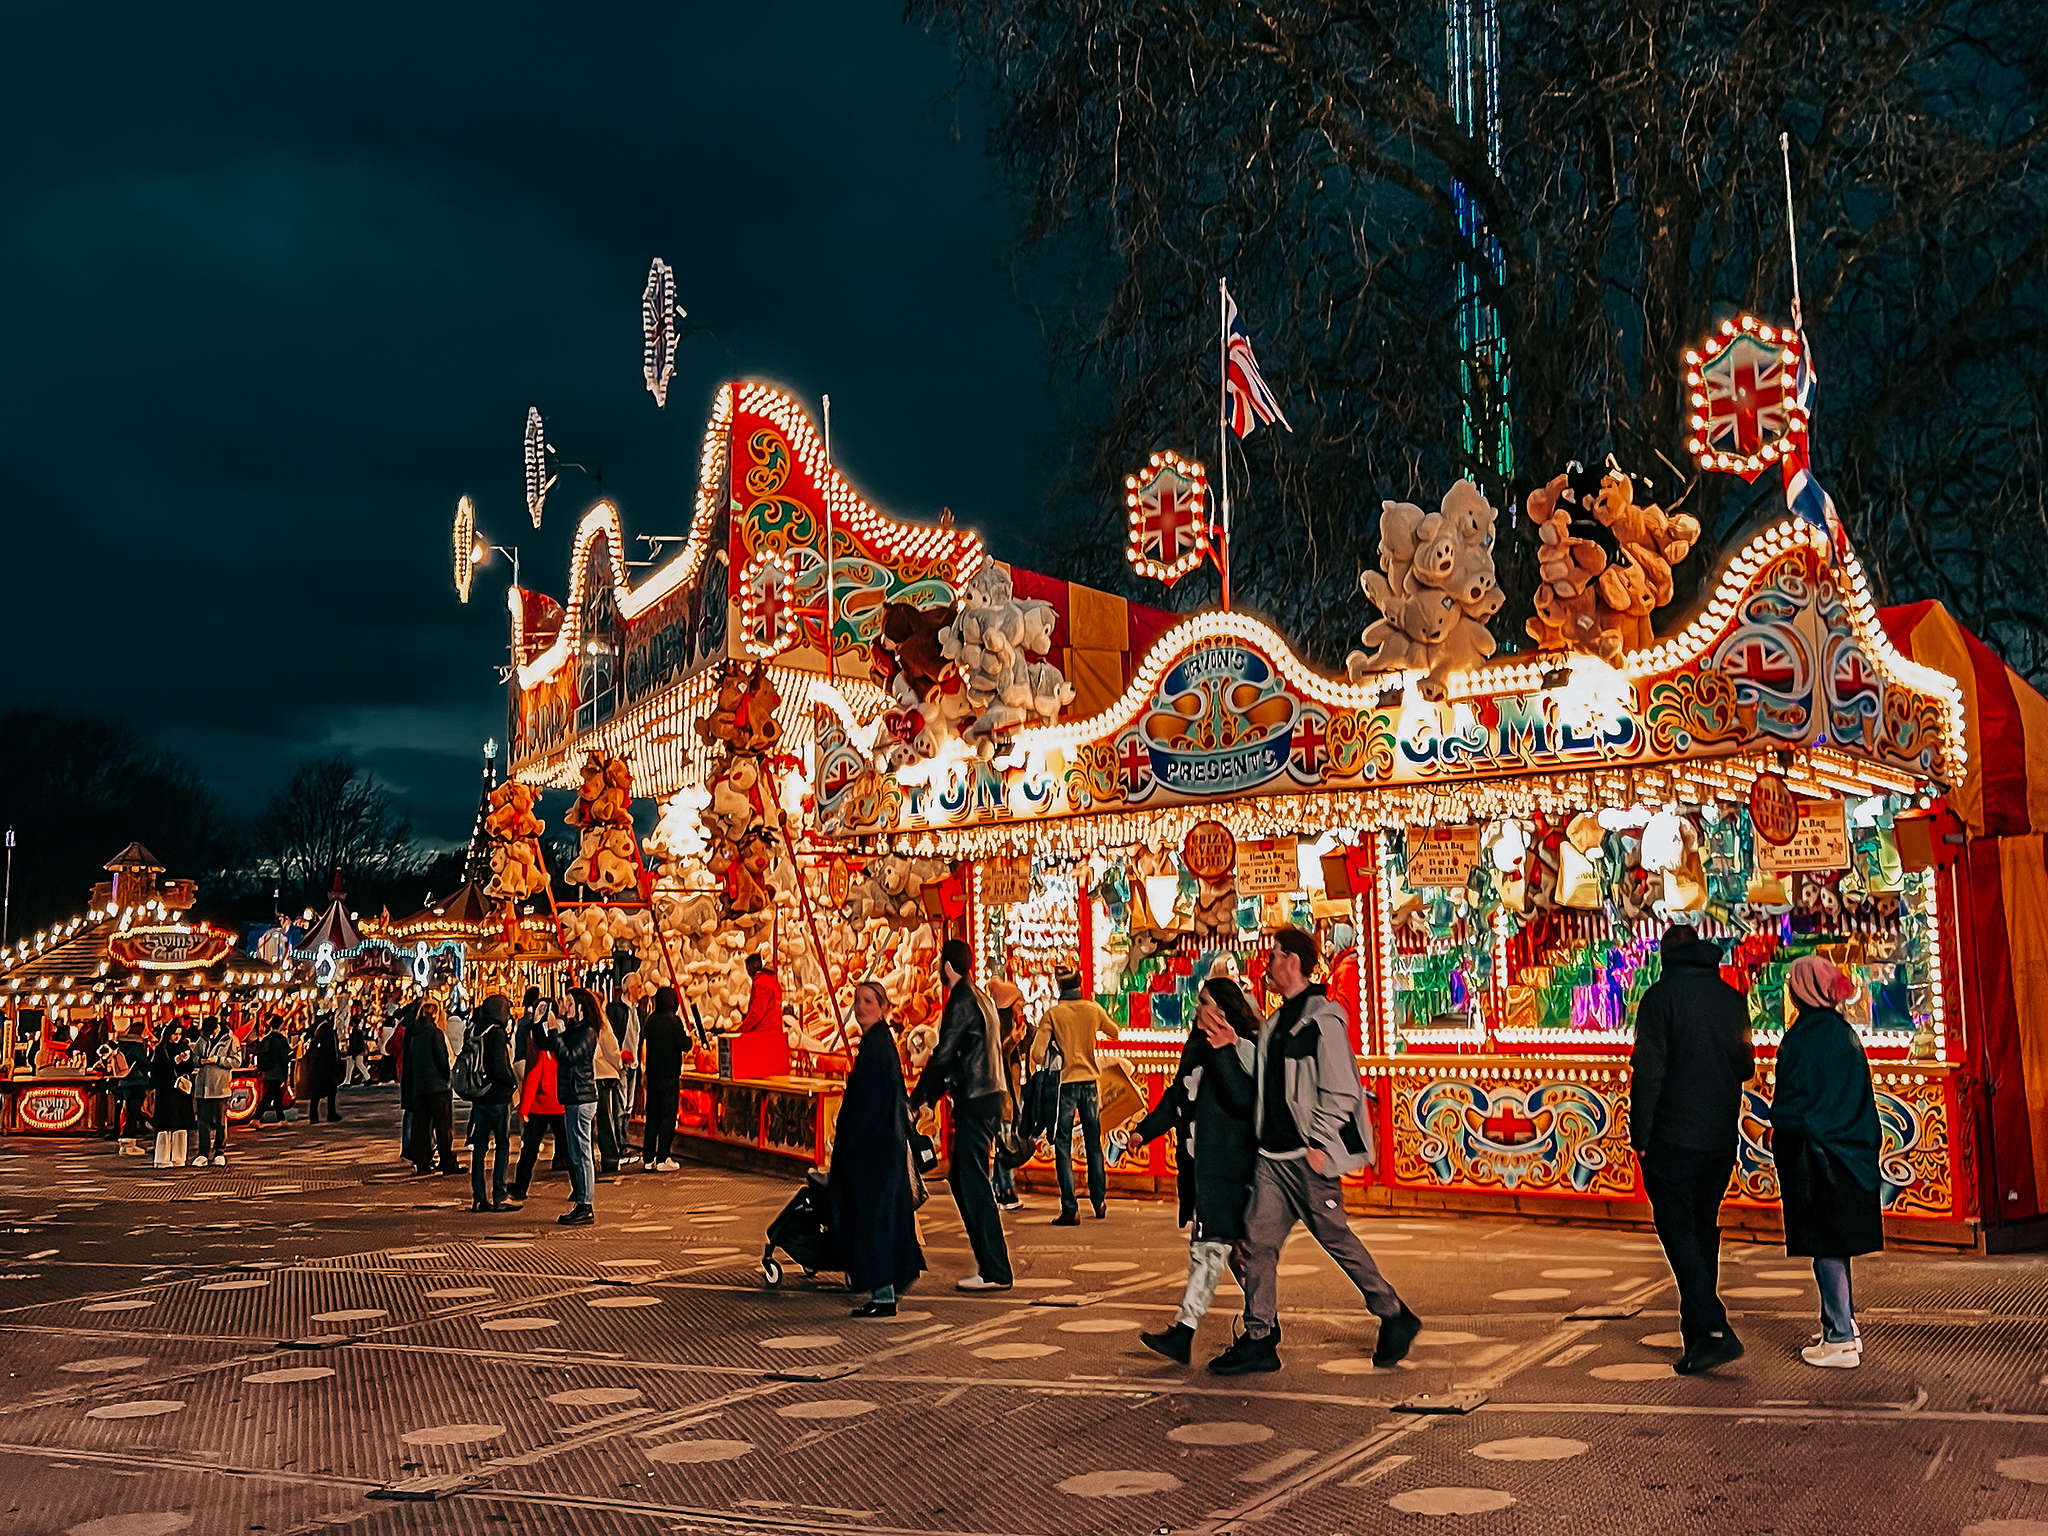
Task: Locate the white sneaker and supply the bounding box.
[1808,1330,1863,1352]
[213,1155,227,1168]
[190,1156,209,1168]
[1801,1342,1861,1369]
[956,1274,1012,1292]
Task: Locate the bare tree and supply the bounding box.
[252,756,419,906]
[917,0,2048,671]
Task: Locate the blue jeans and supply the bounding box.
[1814,1256,1857,1343]
[993,1155,1015,1201]
[1054,1082,1105,1216]
[564,1101,597,1208]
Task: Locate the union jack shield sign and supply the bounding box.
[1686,316,1809,482]
[1124,450,1210,586]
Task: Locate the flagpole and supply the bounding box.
[822,392,835,676]
[1218,277,1231,610]
[1779,132,1804,331]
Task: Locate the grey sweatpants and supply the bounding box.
[1242,1154,1403,1337]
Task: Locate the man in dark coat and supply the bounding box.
[828,980,925,1316]
[639,987,689,1170]
[254,1017,294,1124]
[909,939,1012,1290]
[306,1013,343,1124]
[1630,922,1756,1374]
[543,988,602,1226]
[465,994,520,1211]
[407,1006,459,1176]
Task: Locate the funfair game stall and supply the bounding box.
[492,381,1175,1169]
[0,845,291,1134]
[802,305,2042,1250]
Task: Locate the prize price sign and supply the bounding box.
[1235,836,1299,894]
[1181,820,1237,882]
[1755,799,1851,874]
[1749,772,1800,846]
[979,857,1032,906]
[1404,825,1483,888]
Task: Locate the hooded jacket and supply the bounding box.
[1628,930,1755,1155]
[1225,985,1376,1177]
[642,997,689,1080]
[471,996,518,1106]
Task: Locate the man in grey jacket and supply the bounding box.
[1208,927,1421,1375]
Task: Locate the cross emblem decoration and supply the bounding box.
[1718,637,1798,695]
[1685,315,1809,482]
[1117,734,1151,794]
[1479,1101,1540,1146]
[1292,711,1329,775]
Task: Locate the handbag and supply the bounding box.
[994,1120,1036,1171]
[173,1074,193,1094]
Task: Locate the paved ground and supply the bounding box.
[0,1087,2045,1535]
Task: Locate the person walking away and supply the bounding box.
[830,980,926,1317]
[594,1002,628,1176]
[1215,926,1418,1376]
[307,1011,343,1124]
[464,994,519,1211]
[255,1017,293,1124]
[1029,969,1122,1224]
[343,1017,372,1086]
[391,1004,415,1157]
[508,1042,566,1202]
[149,1024,195,1167]
[191,1017,238,1166]
[987,973,1028,1210]
[544,988,603,1225]
[1770,956,1885,1369]
[408,1001,461,1176]
[639,987,688,1170]
[113,1034,153,1154]
[1629,922,1755,1374]
[1129,975,1261,1363]
[908,939,1013,1291]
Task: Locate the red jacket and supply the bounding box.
[739,970,784,1036]
[519,1049,563,1117]
[1325,947,1363,1056]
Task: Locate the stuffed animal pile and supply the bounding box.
[564,753,640,895]
[1524,458,1700,657]
[840,852,952,926]
[937,565,1075,746]
[1346,479,1504,700]
[483,779,551,900]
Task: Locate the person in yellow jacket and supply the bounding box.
[1028,969,1121,1225]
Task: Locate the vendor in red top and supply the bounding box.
[734,954,791,1076]
[1324,922,1363,1056]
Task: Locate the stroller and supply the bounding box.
[761,1168,841,1288]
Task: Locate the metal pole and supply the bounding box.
[1218,279,1232,610]
[821,394,835,675]
[3,827,13,947]
[1779,131,1804,330]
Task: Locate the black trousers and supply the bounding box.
[947,1091,1012,1285]
[511,1114,566,1195]
[1640,1143,1736,1346]
[256,1081,289,1122]
[308,1086,340,1122]
[468,1101,512,1206]
[413,1090,457,1171]
[641,1077,679,1164]
[117,1093,149,1139]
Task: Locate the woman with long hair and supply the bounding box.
[149,1023,195,1168]
[1769,956,1885,1368]
[1129,974,1262,1363]
[828,980,926,1317]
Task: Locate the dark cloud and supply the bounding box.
[1,2,1051,844]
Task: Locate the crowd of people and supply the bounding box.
[825,921,1882,1380]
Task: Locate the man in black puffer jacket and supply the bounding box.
[909,940,1012,1291]
[543,988,602,1227]
[466,994,519,1212]
[1630,923,1756,1375]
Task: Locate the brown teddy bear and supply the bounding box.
[880,601,957,698]
[484,780,544,841]
[1522,471,1609,653]
[1588,463,1700,654]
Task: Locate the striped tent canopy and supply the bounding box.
[1880,601,2048,838]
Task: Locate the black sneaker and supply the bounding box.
[996,1195,1022,1210]
[1675,1330,1744,1375]
[558,1205,594,1227]
[1141,1323,1194,1364]
[1373,1305,1424,1368]
[1092,1202,1107,1220]
[1052,1211,1080,1226]
[1208,1331,1281,1376]
[850,1299,898,1319]
[470,1200,490,1213]
[491,1202,519,1212]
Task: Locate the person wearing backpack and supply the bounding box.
[460,994,518,1211]
[1210,927,1421,1376]
[407,1000,460,1177]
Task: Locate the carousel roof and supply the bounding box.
[104,842,163,872]
[294,898,363,955]
[0,912,289,1005]
[394,880,498,930]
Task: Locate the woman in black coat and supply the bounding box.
[827,980,925,1317]
[1128,974,1261,1363]
[1769,956,1884,1370]
[149,1023,196,1166]
[307,1014,343,1123]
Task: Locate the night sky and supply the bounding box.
[2,4,1051,844]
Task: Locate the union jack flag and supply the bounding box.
[1224,288,1291,438]
[1700,333,1795,458]
[1782,332,1849,563]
